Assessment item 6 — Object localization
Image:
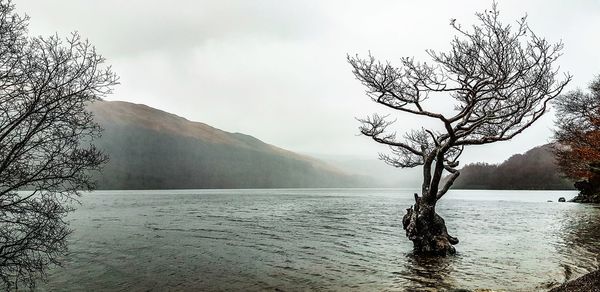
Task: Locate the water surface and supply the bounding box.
[39,189,600,291]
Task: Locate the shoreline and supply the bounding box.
[550,269,600,291]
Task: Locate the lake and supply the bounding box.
[37,189,600,291]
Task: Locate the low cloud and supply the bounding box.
[16,0,600,163]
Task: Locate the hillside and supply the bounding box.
[452,144,574,190]
[88,101,371,189]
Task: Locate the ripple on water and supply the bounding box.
[36,189,597,292]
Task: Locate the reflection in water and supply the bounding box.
[36,189,599,291]
[392,252,459,291]
[554,205,600,282]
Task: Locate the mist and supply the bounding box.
[15,0,600,164]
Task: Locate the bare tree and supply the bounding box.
[0,0,117,288]
[348,4,571,255]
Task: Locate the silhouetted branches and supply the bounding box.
[0,0,117,289]
[349,3,571,202]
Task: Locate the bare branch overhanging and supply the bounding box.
[0,0,118,288]
[349,3,571,200]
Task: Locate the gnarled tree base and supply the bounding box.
[402,194,459,255]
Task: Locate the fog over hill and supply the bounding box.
[309,153,422,188]
[89,101,374,189]
[313,144,574,191]
[87,101,573,190]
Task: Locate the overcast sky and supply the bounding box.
[15,0,600,164]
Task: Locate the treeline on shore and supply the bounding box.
[452,144,574,190]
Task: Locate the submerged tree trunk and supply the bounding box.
[401,151,460,255]
[349,3,571,257]
[402,193,459,255]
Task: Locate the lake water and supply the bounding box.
[37,189,600,291]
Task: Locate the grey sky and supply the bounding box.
[15,0,600,164]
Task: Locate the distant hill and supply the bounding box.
[88,101,372,189]
[452,144,574,190]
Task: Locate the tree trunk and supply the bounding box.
[402,193,459,255]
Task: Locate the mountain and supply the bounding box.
[88,101,372,189]
[452,144,574,190]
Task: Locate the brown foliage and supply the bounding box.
[554,76,600,182]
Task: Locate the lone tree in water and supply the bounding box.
[554,76,600,203]
[0,1,117,288]
[348,4,571,255]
